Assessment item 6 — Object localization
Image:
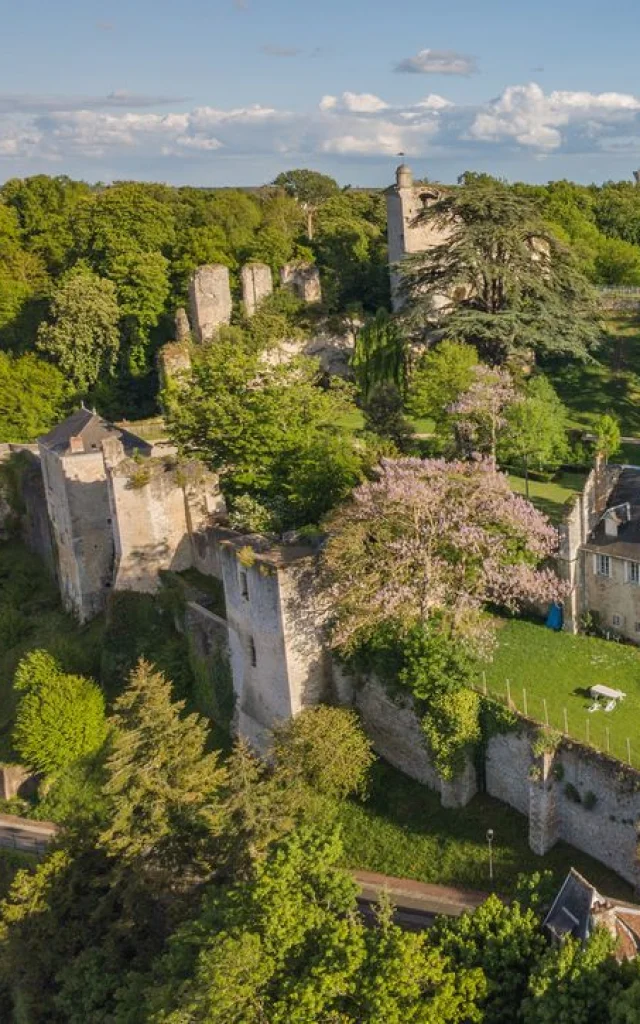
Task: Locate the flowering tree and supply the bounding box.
[322,457,563,657]
[449,365,516,466]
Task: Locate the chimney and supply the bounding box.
[68,435,84,454]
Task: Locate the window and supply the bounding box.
[612,614,622,629]
[240,571,249,600]
[596,554,611,578]
[628,561,640,585]
[634,622,640,634]
[249,637,257,667]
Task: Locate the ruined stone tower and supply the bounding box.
[385,163,450,310]
[188,264,232,342]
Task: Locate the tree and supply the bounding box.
[0,352,72,442]
[594,413,621,463]
[103,247,170,373]
[12,650,107,774]
[36,266,120,391]
[521,928,620,1024]
[407,341,478,423]
[351,309,407,400]
[164,341,369,528]
[272,706,375,800]
[449,365,516,466]
[498,376,569,497]
[363,383,414,453]
[321,457,562,656]
[99,659,228,889]
[273,169,340,238]
[400,174,602,365]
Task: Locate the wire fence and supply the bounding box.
[473,674,639,771]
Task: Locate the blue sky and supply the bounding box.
[2,0,640,186]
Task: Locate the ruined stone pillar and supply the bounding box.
[188,264,232,342]
[241,263,273,317]
[175,306,191,342]
[529,753,559,855]
[439,753,478,809]
[157,342,192,390]
[280,262,322,303]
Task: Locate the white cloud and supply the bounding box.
[0,92,188,114]
[469,82,640,150]
[395,48,477,75]
[2,81,640,170]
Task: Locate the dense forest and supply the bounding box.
[2,170,640,437]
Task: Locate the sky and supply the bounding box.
[2,0,640,187]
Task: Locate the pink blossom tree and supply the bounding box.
[449,365,516,466]
[322,456,563,656]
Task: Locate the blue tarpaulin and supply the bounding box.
[546,602,563,631]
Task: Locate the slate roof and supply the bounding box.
[39,409,152,458]
[544,868,596,942]
[586,468,640,558]
[545,869,640,960]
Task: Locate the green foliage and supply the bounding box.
[99,659,228,887]
[594,412,622,461]
[165,341,370,528]
[12,650,107,774]
[564,782,582,804]
[498,376,569,494]
[407,340,479,422]
[363,383,414,453]
[352,308,407,399]
[36,265,120,391]
[402,174,602,365]
[0,352,73,442]
[272,706,375,800]
[422,688,482,781]
[521,928,620,1024]
[431,894,547,1024]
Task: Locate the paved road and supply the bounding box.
[0,814,58,855]
[354,870,491,930]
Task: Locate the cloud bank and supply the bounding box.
[395,48,478,76]
[2,83,640,169]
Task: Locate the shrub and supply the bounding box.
[12,650,107,774]
[272,706,375,800]
[564,782,582,804]
[583,790,598,810]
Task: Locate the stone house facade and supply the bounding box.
[559,462,640,641]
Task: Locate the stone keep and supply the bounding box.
[241,263,273,317]
[188,264,232,342]
[280,262,322,303]
[385,163,452,311]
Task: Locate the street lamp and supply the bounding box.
[486,829,494,883]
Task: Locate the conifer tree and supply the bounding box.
[99,659,228,890]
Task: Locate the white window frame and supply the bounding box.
[595,554,611,578]
[612,613,623,629]
[628,561,640,585]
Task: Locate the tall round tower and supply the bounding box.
[396,163,413,189]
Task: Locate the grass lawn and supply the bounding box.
[337,409,434,436]
[480,618,640,767]
[545,315,640,463]
[338,760,633,901]
[508,471,586,523]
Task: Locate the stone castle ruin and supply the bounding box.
[186,260,322,343]
[33,408,224,622]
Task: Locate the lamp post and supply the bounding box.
[486,828,494,884]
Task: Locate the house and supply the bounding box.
[545,868,640,960]
[559,462,640,641]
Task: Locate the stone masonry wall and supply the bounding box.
[109,459,224,593]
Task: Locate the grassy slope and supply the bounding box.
[508,471,586,523]
[338,760,633,900]
[481,618,640,766]
[546,315,640,463]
